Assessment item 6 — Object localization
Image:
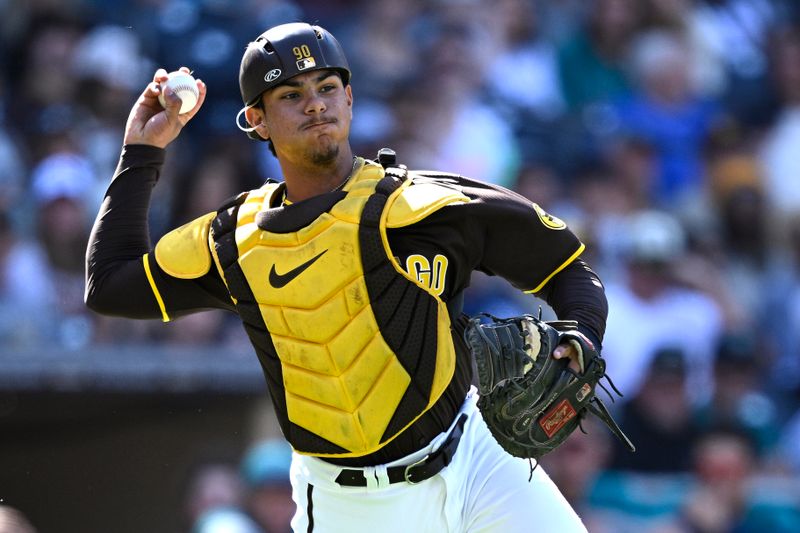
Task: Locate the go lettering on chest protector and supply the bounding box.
[404,254,448,296]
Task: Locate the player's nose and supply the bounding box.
[304,91,327,114]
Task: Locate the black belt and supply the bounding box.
[334,413,468,486]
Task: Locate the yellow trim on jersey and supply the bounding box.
[142,253,170,322]
[208,224,238,306]
[524,243,586,294]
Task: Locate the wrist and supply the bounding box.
[116,144,167,176]
[122,143,166,157]
[576,325,602,353]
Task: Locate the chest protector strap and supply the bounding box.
[358,172,451,446]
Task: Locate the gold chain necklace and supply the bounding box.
[331,157,358,192]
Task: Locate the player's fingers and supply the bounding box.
[552,345,569,359]
[553,344,581,372]
[142,69,169,103]
[133,81,161,109]
[179,66,192,74]
[143,81,161,98]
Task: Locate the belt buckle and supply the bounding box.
[403,456,428,484]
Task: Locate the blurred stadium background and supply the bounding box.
[2,0,800,531]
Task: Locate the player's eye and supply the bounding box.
[280,91,300,100]
[319,84,336,93]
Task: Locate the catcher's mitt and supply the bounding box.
[464,313,635,460]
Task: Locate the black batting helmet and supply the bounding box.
[239,22,351,107]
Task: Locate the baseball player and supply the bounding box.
[86,22,609,532]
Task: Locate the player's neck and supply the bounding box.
[280,147,355,203]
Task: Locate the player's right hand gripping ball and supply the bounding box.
[464,314,635,460]
[158,70,199,114]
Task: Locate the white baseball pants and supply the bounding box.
[289,388,587,532]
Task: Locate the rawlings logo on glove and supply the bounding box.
[464,313,635,460]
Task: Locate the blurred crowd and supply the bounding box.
[183,439,295,533]
[0,437,297,533]
[3,0,800,530]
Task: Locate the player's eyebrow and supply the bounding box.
[279,71,337,89]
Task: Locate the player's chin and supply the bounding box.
[308,142,340,166]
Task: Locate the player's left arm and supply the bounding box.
[535,257,608,349]
[453,177,608,348]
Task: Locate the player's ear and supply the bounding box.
[345,84,353,106]
[244,105,270,141]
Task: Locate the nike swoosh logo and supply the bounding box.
[268,250,328,288]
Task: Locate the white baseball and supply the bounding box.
[158,71,199,114]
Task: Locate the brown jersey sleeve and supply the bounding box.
[452,176,583,291]
[387,175,583,295]
[386,174,606,343]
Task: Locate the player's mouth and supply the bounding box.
[302,119,337,130]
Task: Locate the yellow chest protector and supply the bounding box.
[210,159,469,457]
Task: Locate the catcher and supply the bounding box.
[86,21,631,533]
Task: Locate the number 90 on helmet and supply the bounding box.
[238,22,351,107]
